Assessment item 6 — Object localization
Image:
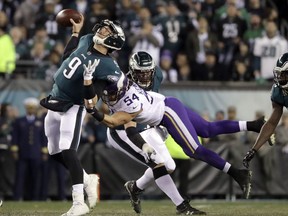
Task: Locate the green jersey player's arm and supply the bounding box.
[251,101,283,151]
[62,14,84,61]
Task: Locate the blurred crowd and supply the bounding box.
[1,0,288,83]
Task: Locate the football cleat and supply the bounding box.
[176,200,206,215]
[84,174,99,209]
[233,169,252,199]
[124,180,143,213]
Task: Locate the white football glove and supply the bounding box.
[83,59,100,81]
[142,143,156,163]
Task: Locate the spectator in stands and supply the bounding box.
[246,0,265,18]
[35,0,66,42]
[9,26,29,61]
[153,0,187,59]
[0,11,16,79]
[214,0,250,24]
[44,50,61,81]
[176,52,192,81]
[13,0,41,38]
[159,50,178,83]
[11,97,48,200]
[0,0,18,25]
[243,13,264,52]
[231,41,254,81]
[82,0,111,35]
[216,1,247,81]
[27,26,56,54]
[68,0,89,15]
[129,7,164,65]
[201,0,225,30]
[115,0,143,71]
[253,21,288,82]
[0,103,17,201]
[185,16,218,80]
[196,50,222,81]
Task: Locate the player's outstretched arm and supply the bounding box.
[243,101,283,168]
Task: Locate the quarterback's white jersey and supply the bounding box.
[253,35,288,79]
[108,83,166,126]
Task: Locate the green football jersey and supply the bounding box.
[271,84,288,107]
[151,66,163,92]
[50,34,122,105]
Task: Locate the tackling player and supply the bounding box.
[40,16,125,216]
[83,70,253,199]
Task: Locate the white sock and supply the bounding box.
[155,174,184,206]
[136,168,153,190]
[72,183,84,194]
[239,121,247,131]
[72,184,84,204]
[83,169,89,185]
[223,162,231,173]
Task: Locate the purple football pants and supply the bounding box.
[161,97,240,170]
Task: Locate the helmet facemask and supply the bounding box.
[129,51,156,91]
[274,66,288,89]
[101,73,129,106]
[131,68,155,90]
[92,20,125,52]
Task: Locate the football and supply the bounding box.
[56,9,81,27]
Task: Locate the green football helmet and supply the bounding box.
[128,51,156,91]
[274,52,288,89]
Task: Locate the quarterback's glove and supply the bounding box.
[83,59,100,80]
[243,149,257,168]
[142,143,156,163]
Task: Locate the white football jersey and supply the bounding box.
[254,35,288,79]
[108,83,166,126]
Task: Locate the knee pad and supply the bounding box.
[153,165,168,180]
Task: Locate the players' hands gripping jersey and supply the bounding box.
[108,82,166,126]
[50,34,122,105]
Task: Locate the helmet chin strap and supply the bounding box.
[93,34,104,45]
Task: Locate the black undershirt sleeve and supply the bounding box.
[126,127,146,149]
[62,36,80,61]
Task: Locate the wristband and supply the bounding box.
[83,84,95,99]
[87,107,104,121]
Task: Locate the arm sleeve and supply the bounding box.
[126,126,146,148]
[61,36,80,61]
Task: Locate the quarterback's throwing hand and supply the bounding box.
[83,59,100,80]
[142,143,156,163]
[243,149,256,168]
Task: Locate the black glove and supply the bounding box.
[243,149,257,168]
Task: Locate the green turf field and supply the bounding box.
[0,200,288,216]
